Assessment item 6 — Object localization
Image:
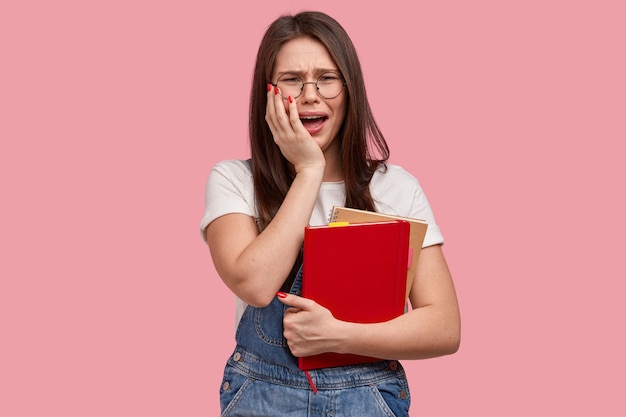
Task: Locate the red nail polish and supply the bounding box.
[274,86,279,95]
[288,96,293,103]
[267,83,272,92]
[276,292,287,299]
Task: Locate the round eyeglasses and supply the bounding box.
[271,72,346,99]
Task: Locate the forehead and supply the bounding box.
[273,37,337,76]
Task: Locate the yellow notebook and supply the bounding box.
[329,206,428,299]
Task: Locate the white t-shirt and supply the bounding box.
[200,159,445,328]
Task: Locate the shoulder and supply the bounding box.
[201,159,256,237]
[211,159,252,178]
[370,163,428,217]
[371,163,421,190]
[208,159,253,186]
[205,158,254,202]
[371,163,445,246]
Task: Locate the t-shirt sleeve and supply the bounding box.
[199,160,256,243]
[408,182,445,248]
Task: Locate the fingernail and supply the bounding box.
[267,83,272,92]
[274,86,279,95]
[288,96,293,103]
[276,292,287,299]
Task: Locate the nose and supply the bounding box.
[300,81,320,102]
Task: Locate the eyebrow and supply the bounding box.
[276,68,340,77]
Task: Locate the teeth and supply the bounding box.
[301,116,322,120]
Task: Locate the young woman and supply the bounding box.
[201,11,460,416]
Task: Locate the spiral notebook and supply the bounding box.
[329,206,428,299]
[299,220,410,370]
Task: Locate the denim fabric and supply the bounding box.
[219,267,411,416]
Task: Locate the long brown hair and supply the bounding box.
[250,11,389,230]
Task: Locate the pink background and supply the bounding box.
[2,0,624,415]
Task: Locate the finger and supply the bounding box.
[266,85,290,131]
[276,292,314,309]
[284,306,304,316]
[271,87,294,132]
[266,86,295,142]
[287,95,306,133]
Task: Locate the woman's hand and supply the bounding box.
[277,292,344,357]
[265,85,325,174]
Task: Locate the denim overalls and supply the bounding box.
[219,266,411,416]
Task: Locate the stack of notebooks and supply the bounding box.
[298,206,428,371]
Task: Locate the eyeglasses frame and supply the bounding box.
[270,72,347,100]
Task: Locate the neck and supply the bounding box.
[322,149,343,182]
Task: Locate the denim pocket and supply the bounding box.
[253,305,289,347]
[369,377,411,417]
[220,366,253,416]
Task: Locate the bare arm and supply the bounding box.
[279,244,461,359]
[206,168,323,307]
[205,86,326,307]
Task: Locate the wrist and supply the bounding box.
[333,320,357,355]
[294,163,325,177]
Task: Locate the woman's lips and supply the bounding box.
[300,115,328,135]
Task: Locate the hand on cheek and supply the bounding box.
[264,86,325,172]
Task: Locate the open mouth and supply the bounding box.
[300,115,328,129]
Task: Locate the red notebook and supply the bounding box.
[299,220,410,370]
